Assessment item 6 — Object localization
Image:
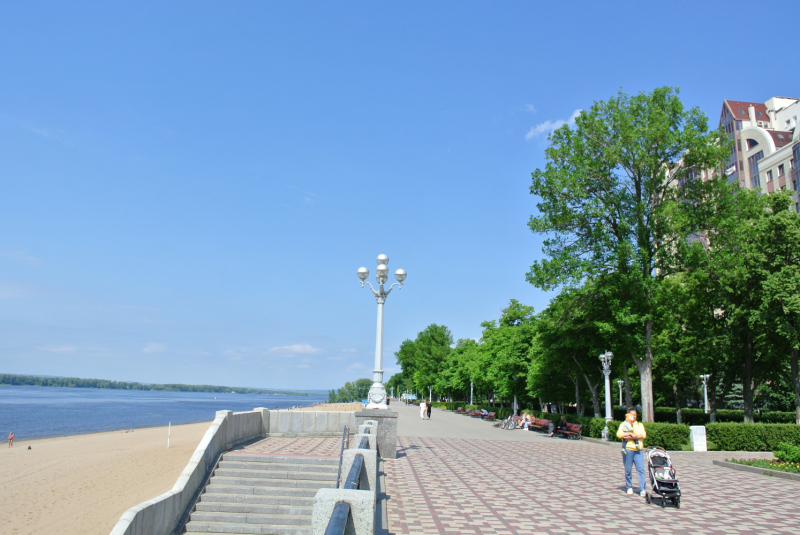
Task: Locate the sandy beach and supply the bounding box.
[1,421,211,535]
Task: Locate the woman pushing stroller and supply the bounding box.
[617,406,647,496]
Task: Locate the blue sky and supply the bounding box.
[2,2,799,390]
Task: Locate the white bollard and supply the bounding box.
[689,425,707,452]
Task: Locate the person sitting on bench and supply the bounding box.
[547,415,568,437]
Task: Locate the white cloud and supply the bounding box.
[298,364,310,369]
[39,346,77,353]
[347,362,366,371]
[525,109,582,140]
[341,348,358,353]
[269,344,324,355]
[524,104,536,113]
[142,343,166,353]
[1,251,41,265]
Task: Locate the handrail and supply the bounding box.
[324,501,351,535]
[335,425,349,489]
[325,426,372,534]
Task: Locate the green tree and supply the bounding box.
[479,300,537,413]
[757,192,800,424]
[395,324,453,397]
[527,87,729,421]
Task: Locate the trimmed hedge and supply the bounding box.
[706,423,800,451]
[611,407,797,425]
[774,442,800,463]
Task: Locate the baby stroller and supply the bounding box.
[644,447,681,508]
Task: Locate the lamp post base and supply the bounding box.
[366,382,388,410]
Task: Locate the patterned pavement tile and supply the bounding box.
[384,435,800,535]
[240,436,341,457]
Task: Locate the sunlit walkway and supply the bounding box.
[385,402,798,535]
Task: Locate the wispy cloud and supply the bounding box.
[298,364,310,369]
[39,345,77,353]
[523,104,536,113]
[341,348,358,353]
[1,251,41,266]
[525,109,582,140]
[142,343,166,353]
[23,123,70,145]
[269,344,324,355]
[347,362,366,371]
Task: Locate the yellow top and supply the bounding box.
[616,421,646,450]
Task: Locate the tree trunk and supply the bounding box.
[513,394,519,416]
[673,384,682,424]
[584,373,602,417]
[631,320,655,422]
[791,347,800,425]
[622,365,634,407]
[743,335,755,423]
[572,376,583,416]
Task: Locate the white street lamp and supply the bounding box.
[700,374,710,414]
[428,386,432,403]
[357,254,406,410]
[470,382,473,406]
[599,351,613,440]
[617,379,624,408]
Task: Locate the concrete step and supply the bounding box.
[205,484,320,498]
[224,453,338,465]
[220,460,338,474]
[185,522,310,535]
[188,511,310,527]
[210,477,335,489]
[195,502,312,516]
[214,468,336,481]
[200,493,314,507]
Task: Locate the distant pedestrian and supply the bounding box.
[617,407,647,496]
[8,432,13,448]
[426,401,432,420]
[386,398,390,407]
[420,400,426,420]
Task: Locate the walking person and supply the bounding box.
[426,401,432,420]
[420,400,426,420]
[617,406,647,496]
[8,432,14,448]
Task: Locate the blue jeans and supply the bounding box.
[622,449,646,492]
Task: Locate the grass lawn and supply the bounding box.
[729,458,800,475]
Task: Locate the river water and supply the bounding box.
[0,385,326,440]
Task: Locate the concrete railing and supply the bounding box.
[109,408,356,535]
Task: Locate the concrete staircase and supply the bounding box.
[183,452,339,535]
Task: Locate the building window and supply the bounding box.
[736,120,742,130]
[737,140,742,151]
[738,109,745,114]
[767,170,773,182]
[756,111,763,116]
[779,164,785,176]
[747,139,759,149]
[748,151,764,188]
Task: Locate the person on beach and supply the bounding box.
[8,432,13,448]
[617,406,647,496]
[426,401,432,420]
[420,400,426,420]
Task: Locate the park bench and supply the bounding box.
[528,418,551,432]
[470,410,482,418]
[484,412,497,421]
[454,407,463,413]
[556,423,583,440]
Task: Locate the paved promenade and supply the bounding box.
[385,403,799,535]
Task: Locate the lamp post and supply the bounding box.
[428,386,432,403]
[599,351,613,440]
[390,386,394,399]
[470,382,473,406]
[700,374,710,414]
[617,379,624,408]
[357,254,407,410]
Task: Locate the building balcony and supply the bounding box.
[767,181,775,193]
[779,174,786,189]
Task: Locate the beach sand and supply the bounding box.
[1,421,211,535]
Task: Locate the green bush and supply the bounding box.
[774,442,800,463]
[641,423,690,450]
[707,423,800,451]
[611,407,797,424]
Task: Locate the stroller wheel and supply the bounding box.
[675,498,680,509]
[660,497,666,508]
[645,494,651,504]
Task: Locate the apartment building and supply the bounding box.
[719,96,800,210]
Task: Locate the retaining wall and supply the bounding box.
[109,408,355,535]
